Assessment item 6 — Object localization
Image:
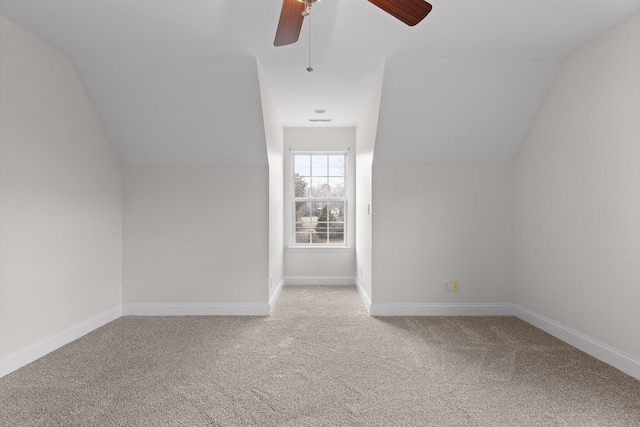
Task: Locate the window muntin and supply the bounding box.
[293,153,346,245]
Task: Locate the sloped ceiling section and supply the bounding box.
[0,0,273,167]
[2,0,640,166]
[74,56,268,166]
[373,58,560,165]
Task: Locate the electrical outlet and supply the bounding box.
[452,281,459,292]
[443,280,451,292]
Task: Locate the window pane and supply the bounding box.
[328,231,344,244]
[296,202,313,244]
[312,155,328,177]
[328,177,345,197]
[296,232,312,244]
[312,202,328,243]
[329,201,344,245]
[329,201,344,221]
[294,155,311,176]
[294,175,310,197]
[295,202,311,222]
[311,177,330,197]
[310,202,324,218]
[328,155,345,177]
[328,218,344,243]
[295,217,313,231]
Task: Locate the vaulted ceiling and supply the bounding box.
[2,1,639,165]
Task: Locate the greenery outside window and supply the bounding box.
[293,153,346,246]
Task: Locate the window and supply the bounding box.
[293,153,346,246]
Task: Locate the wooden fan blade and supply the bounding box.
[368,0,432,26]
[274,0,306,46]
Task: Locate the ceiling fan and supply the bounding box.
[274,0,433,46]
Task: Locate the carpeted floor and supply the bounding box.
[1,285,639,426]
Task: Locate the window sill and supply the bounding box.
[288,245,352,252]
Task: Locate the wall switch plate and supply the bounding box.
[452,281,459,292]
[443,281,451,292]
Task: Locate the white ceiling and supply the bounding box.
[1,0,639,165]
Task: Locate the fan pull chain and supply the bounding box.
[306,12,313,72]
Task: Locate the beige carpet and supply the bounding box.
[1,285,639,426]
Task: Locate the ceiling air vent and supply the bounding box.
[308,118,333,122]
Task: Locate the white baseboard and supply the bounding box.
[370,303,514,317]
[354,279,372,314]
[513,305,640,381]
[3,299,636,383]
[123,303,270,316]
[368,302,640,380]
[269,278,285,314]
[0,305,122,378]
[284,276,356,286]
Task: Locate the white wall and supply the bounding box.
[258,68,285,299]
[355,67,384,302]
[283,128,356,280]
[514,13,640,361]
[373,57,558,166]
[123,166,269,305]
[372,166,514,305]
[0,16,122,361]
[74,56,270,167]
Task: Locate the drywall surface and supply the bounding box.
[123,166,269,304]
[374,57,558,165]
[283,128,356,279]
[74,55,270,167]
[258,67,285,298]
[355,66,384,301]
[372,166,514,304]
[0,16,123,360]
[514,13,640,360]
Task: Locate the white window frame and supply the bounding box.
[290,151,349,249]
